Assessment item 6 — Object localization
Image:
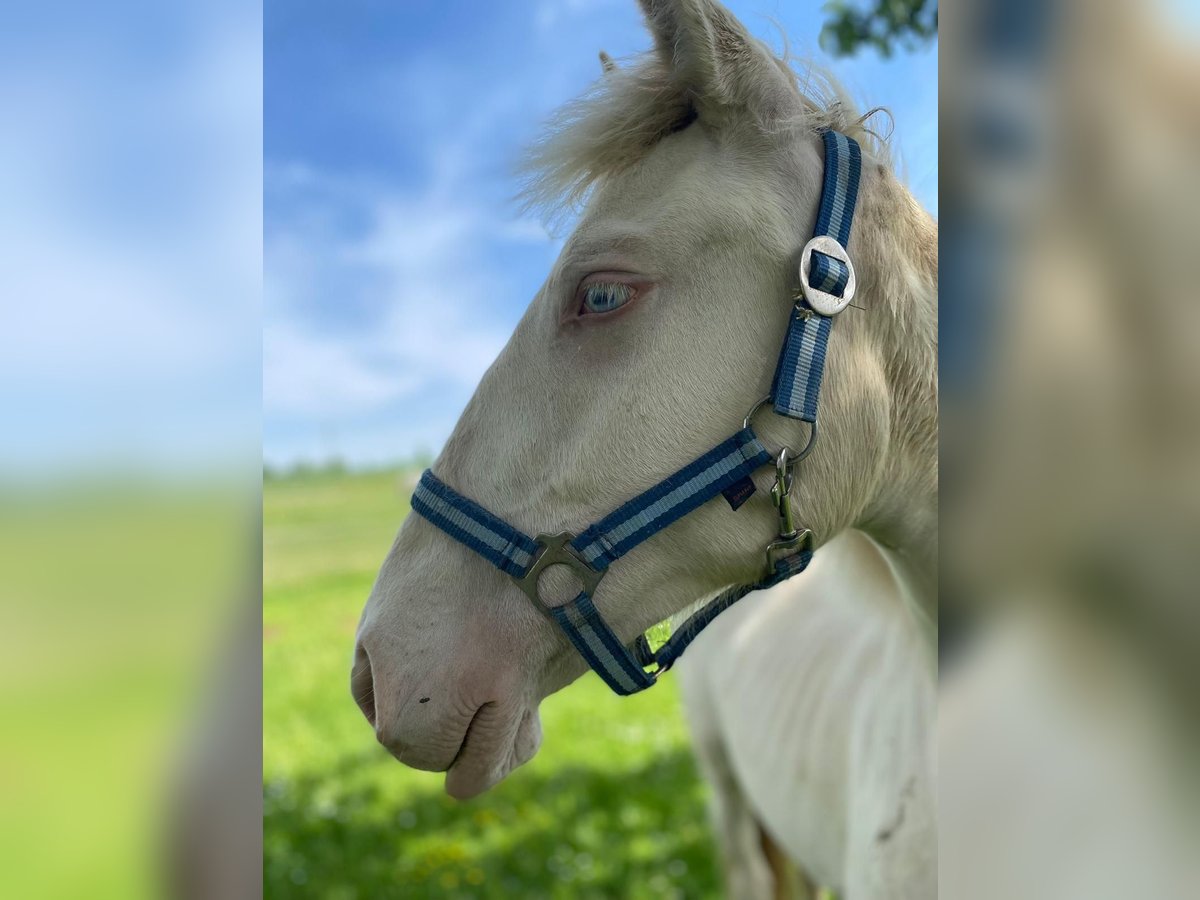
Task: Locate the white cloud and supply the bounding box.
[263,164,536,451]
[264,323,419,417]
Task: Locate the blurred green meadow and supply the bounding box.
[0,480,249,900]
[263,467,721,899]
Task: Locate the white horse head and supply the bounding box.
[354,0,937,799]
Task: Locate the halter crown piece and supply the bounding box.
[411,131,862,695]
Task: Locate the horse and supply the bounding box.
[352,0,937,894]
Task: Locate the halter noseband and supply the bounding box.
[411,131,862,695]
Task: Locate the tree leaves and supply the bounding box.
[821,0,939,58]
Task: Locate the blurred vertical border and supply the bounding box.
[941,0,1200,896]
[0,0,261,898]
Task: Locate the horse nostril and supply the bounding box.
[351,641,376,727]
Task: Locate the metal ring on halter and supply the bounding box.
[742,396,819,466]
[512,532,605,617]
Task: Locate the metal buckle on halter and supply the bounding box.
[512,532,605,615]
[766,447,813,570]
[798,235,856,316]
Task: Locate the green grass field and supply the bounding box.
[0,484,248,900]
[263,468,722,899]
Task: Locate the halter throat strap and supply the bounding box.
[409,130,861,695]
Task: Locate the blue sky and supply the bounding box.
[264,0,937,468]
[0,2,260,478]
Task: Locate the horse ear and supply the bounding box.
[637,0,794,124]
[599,50,616,75]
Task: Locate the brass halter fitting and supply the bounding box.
[766,447,813,570]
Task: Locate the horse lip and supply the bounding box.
[377,701,482,773]
[445,702,487,772]
[444,699,541,800]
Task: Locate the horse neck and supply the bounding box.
[866,366,937,592]
[856,197,939,640]
[855,373,937,661]
[861,483,937,651]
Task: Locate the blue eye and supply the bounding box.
[580,281,634,315]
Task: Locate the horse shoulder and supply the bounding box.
[677,530,935,894]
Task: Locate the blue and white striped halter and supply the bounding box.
[411,131,862,695]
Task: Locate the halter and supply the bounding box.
[411,130,862,695]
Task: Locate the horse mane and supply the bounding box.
[518,44,892,222]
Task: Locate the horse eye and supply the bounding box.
[579,282,634,315]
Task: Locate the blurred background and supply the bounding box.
[939,0,1200,896]
[0,0,260,898]
[263,3,934,898]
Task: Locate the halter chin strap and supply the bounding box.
[410,130,861,695]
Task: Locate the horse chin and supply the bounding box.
[444,701,543,800]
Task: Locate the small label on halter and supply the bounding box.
[722,476,756,511]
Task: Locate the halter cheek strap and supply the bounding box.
[409,130,861,695]
[773,130,862,422]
